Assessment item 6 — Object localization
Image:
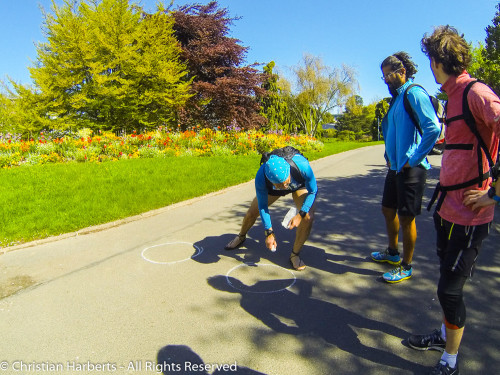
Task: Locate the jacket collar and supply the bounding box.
[396,78,414,95]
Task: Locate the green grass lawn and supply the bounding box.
[0,140,381,247]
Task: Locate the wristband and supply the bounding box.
[299,210,307,218]
[488,186,500,205]
[264,229,274,237]
[488,186,496,198]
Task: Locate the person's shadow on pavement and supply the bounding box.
[193,233,381,278]
[207,275,428,374]
[157,344,267,374]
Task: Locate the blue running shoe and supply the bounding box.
[371,248,401,265]
[383,265,412,283]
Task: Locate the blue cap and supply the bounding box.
[264,155,290,184]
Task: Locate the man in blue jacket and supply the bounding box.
[371,52,441,283]
[225,149,318,271]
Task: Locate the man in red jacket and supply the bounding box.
[407,25,500,375]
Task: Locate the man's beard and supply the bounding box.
[387,84,398,97]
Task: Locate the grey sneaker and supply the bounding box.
[224,234,246,250]
[429,360,459,375]
[408,329,446,352]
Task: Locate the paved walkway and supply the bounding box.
[1,145,499,375]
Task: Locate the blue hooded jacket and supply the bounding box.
[381,79,441,172]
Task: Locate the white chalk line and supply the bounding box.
[141,241,203,265]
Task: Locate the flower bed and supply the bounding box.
[0,128,323,168]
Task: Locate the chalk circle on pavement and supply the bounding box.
[226,263,296,294]
[141,242,203,265]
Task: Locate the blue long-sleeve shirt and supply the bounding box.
[255,154,318,230]
[382,79,441,172]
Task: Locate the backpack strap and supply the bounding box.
[403,83,424,136]
[427,171,492,211]
[428,80,499,211]
[461,81,496,181]
[288,158,305,184]
[445,80,496,187]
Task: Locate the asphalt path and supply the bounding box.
[0,144,499,375]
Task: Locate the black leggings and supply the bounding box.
[437,270,467,328]
[434,212,490,328]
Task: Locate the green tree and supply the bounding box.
[480,3,500,93]
[345,95,364,113]
[336,98,376,140]
[468,42,488,82]
[467,4,500,94]
[435,88,448,101]
[285,54,358,136]
[259,61,289,132]
[0,83,52,138]
[27,0,191,132]
[273,75,301,134]
[0,91,15,134]
[321,112,336,124]
[371,98,389,140]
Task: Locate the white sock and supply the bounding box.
[441,351,457,368]
[441,323,447,341]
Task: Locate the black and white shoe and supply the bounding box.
[408,329,446,352]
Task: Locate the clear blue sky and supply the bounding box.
[1,0,498,107]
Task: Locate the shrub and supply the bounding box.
[337,130,356,141]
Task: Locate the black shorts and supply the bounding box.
[267,185,306,197]
[382,166,427,217]
[434,212,490,277]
